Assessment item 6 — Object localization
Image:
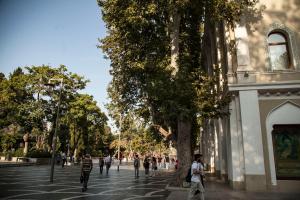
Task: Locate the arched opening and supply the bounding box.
[267,32,292,70]
[266,101,300,185]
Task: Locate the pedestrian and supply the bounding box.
[104,154,112,175]
[133,154,140,178]
[188,154,205,200]
[99,156,104,174]
[61,152,67,168]
[165,155,170,170]
[143,156,150,177]
[171,158,175,169]
[80,154,93,192]
[151,157,157,177]
[158,156,162,169]
[69,153,73,163]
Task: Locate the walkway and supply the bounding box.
[0,164,171,200]
[167,179,300,200]
[1,163,299,200]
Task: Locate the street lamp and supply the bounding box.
[45,78,63,183]
[117,114,122,171]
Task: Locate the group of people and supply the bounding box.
[80,152,206,198]
[57,152,76,168]
[98,154,112,175]
[118,153,177,179]
[133,154,174,178]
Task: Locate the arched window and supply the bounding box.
[268,32,291,70]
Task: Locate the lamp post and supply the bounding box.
[117,114,122,171]
[46,78,63,183]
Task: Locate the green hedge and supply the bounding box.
[12,148,24,157]
[26,150,51,158]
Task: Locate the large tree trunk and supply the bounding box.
[174,117,192,186]
[170,8,181,76]
[169,7,193,187]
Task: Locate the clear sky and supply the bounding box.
[0,0,112,118]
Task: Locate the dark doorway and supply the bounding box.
[272,124,300,180]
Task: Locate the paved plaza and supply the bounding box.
[1,164,300,200]
[0,164,171,200]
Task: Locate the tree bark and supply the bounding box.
[170,8,181,76]
[174,117,192,186]
[169,7,192,186]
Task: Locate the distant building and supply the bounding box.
[201,0,300,191]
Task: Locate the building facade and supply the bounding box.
[202,0,300,191]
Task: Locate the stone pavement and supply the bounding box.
[1,163,299,200]
[166,179,300,200]
[0,164,172,200]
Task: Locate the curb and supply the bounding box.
[0,162,36,168]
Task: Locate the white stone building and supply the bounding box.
[201,0,300,191]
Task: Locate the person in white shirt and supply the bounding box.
[104,155,112,175]
[188,154,205,200]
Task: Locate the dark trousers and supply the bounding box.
[144,168,149,176]
[134,167,139,177]
[82,171,90,190]
[106,164,111,174]
[62,159,66,168]
[100,165,104,174]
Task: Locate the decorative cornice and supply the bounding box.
[228,81,300,91]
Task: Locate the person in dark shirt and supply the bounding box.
[133,154,140,178]
[143,157,150,177]
[81,154,93,192]
[99,156,104,174]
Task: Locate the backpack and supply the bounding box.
[185,167,192,183]
[134,158,139,167]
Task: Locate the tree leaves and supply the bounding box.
[0,65,111,156]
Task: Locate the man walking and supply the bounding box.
[165,155,170,170]
[143,156,150,177]
[99,156,104,174]
[104,154,112,175]
[81,154,93,192]
[133,154,140,178]
[61,152,67,168]
[188,154,205,200]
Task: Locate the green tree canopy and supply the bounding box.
[0,65,112,158]
[98,0,257,185]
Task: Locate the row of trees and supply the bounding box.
[0,65,112,158]
[108,110,170,160]
[98,0,258,185]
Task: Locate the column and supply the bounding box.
[239,90,266,191]
[228,94,245,189]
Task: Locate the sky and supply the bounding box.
[0,0,112,122]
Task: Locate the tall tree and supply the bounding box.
[98,0,257,185]
[1,65,111,157]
